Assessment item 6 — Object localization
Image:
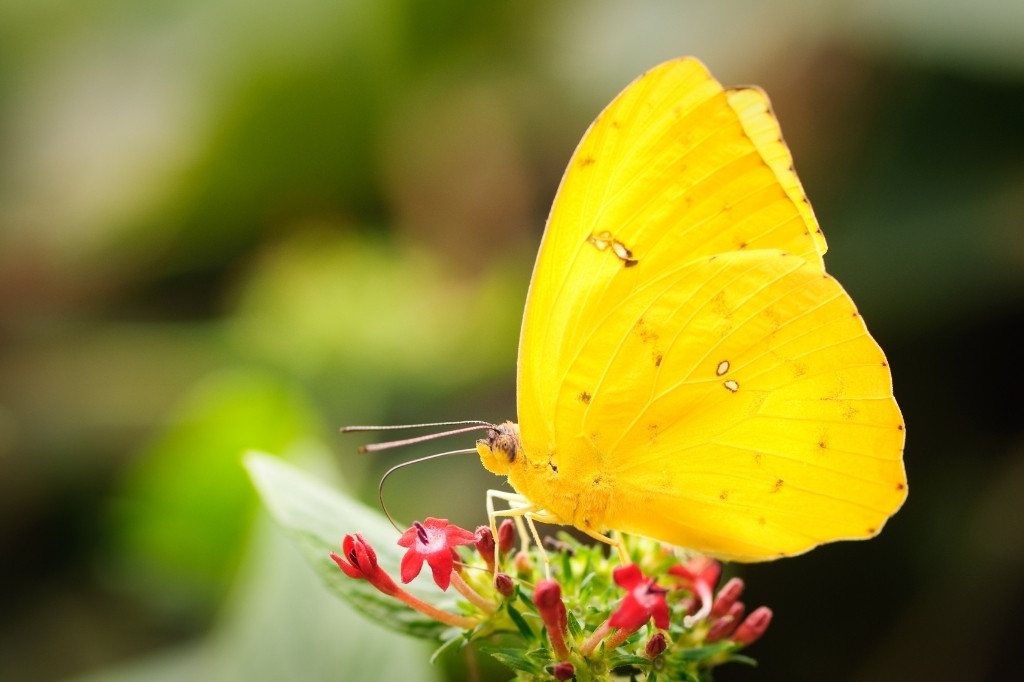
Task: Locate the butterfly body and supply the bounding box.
[476,57,906,562]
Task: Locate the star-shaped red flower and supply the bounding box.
[397,517,478,590]
[609,564,670,631]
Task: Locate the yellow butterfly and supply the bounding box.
[475,57,907,562]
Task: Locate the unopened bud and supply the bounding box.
[535,579,569,659]
[514,549,532,575]
[552,662,575,680]
[733,606,772,646]
[534,580,566,631]
[475,526,495,571]
[705,601,745,643]
[498,519,515,555]
[494,572,514,597]
[710,577,745,618]
[645,632,667,658]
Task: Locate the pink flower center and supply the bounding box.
[414,520,445,553]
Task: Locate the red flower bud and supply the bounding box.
[705,601,745,643]
[535,580,568,633]
[552,662,575,680]
[535,579,569,660]
[710,577,745,619]
[514,549,532,575]
[494,572,515,597]
[497,519,515,555]
[733,606,772,646]
[330,533,399,596]
[475,526,496,571]
[645,632,667,658]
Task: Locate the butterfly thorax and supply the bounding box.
[476,421,612,533]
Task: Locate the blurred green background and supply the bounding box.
[2,1,1023,681]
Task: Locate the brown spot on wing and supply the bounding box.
[647,423,659,443]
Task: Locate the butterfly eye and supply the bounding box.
[496,433,518,463]
[485,424,519,464]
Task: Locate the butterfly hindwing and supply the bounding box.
[538,249,906,560]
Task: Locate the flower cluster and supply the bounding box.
[331,518,772,681]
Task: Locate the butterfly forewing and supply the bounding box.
[511,57,906,561]
[519,58,826,452]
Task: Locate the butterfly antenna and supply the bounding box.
[342,421,494,453]
[377,448,478,532]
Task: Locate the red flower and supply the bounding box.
[330,533,399,596]
[397,518,477,591]
[669,557,721,600]
[609,564,670,631]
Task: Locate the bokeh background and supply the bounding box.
[2,1,1023,680]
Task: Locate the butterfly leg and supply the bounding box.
[579,528,630,564]
[486,489,562,579]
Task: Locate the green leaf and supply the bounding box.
[429,630,466,665]
[609,654,650,668]
[474,645,545,675]
[244,451,454,639]
[725,653,759,667]
[676,640,738,661]
[516,585,536,611]
[504,602,535,641]
[566,608,584,639]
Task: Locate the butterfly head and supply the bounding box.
[476,421,522,476]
